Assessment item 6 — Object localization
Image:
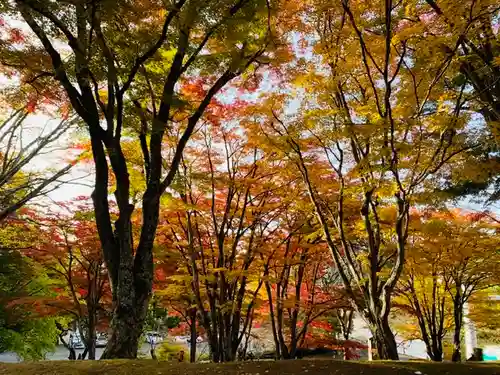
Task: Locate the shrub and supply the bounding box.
[156,342,189,362]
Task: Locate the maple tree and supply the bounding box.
[0,0,294,358]
[157,125,296,362]
[467,287,500,345]
[396,209,500,361]
[262,229,349,359]
[437,211,500,362]
[0,0,499,364]
[396,211,453,362]
[241,0,482,358]
[421,0,500,135]
[18,200,111,360]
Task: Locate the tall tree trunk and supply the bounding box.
[452,297,463,362]
[189,308,197,363]
[150,348,157,360]
[87,317,97,360]
[100,191,156,359]
[415,304,443,361]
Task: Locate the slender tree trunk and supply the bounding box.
[150,347,157,360]
[241,322,252,360]
[416,312,443,361]
[87,334,96,359]
[189,309,197,363]
[264,280,281,360]
[208,325,220,363]
[87,308,97,360]
[452,299,463,362]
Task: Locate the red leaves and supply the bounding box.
[26,99,37,113]
[59,102,71,120]
[13,199,111,323]
[8,28,25,44]
[180,78,208,101]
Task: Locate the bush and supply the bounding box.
[156,342,189,362]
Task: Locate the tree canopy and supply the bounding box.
[0,0,499,363]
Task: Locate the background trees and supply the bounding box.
[0,0,499,363]
[236,0,488,358]
[0,224,59,360]
[158,124,295,362]
[22,200,110,360]
[397,209,500,362]
[1,0,291,358]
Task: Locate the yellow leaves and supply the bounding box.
[282,297,298,309]
[210,267,228,274]
[488,121,500,142]
[391,22,425,45]
[377,206,397,224]
[145,47,176,75]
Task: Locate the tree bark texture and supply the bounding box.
[452,296,463,362]
[189,308,197,363]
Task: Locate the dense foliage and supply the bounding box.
[0,0,499,363]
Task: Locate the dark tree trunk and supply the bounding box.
[68,348,76,360]
[81,347,88,360]
[430,336,443,362]
[100,191,156,359]
[87,331,96,360]
[101,304,147,359]
[452,300,463,362]
[415,304,444,361]
[189,308,197,363]
[371,317,399,360]
[87,308,97,360]
[265,281,281,360]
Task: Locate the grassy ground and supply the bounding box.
[0,359,500,375]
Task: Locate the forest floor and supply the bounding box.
[1,359,500,375]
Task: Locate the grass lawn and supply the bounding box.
[0,359,499,375]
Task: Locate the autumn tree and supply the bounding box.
[421,0,500,133]
[0,0,291,358]
[241,0,482,358]
[467,287,500,346]
[393,0,500,203]
[21,200,110,360]
[158,124,297,362]
[396,211,454,361]
[436,210,500,362]
[396,209,500,361]
[263,232,349,359]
